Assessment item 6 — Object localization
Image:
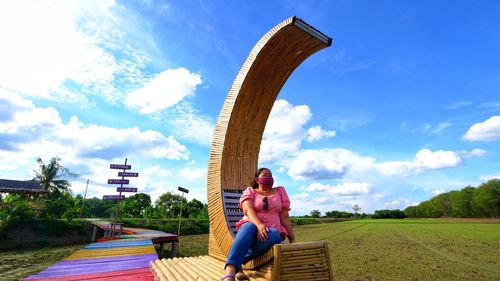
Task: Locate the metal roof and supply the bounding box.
[0,179,45,193]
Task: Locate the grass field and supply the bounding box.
[173,219,500,280]
[297,219,500,280]
[2,219,499,280]
[0,244,85,281]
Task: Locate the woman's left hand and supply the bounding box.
[256,223,269,241]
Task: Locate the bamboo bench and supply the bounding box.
[152,241,332,281]
[150,16,333,280]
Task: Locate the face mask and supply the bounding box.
[258,176,274,188]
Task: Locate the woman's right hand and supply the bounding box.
[256,223,269,241]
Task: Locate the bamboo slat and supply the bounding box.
[274,241,332,281]
[151,260,168,281]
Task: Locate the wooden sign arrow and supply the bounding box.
[117,187,138,193]
[118,172,139,177]
[103,195,125,201]
[110,164,131,170]
[108,179,129,184]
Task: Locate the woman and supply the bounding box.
[220,168,295,281]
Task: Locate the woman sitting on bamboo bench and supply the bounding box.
[221,168,296,281]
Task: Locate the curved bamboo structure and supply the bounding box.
[207,16,332,260]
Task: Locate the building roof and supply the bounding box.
[0,179,45,193]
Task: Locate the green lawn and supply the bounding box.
[298,219,500,280]
[173,219,500,280]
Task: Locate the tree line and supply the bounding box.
[404,179,500,218]
[2,157,498,234]
[0,158,207,233]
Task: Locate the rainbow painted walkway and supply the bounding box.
[25,220,177,281]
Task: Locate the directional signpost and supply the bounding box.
[104,158,140,224]
[104,158,139,201]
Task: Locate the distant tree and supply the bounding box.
[405,180,500,218]
[325,210,353,218]
[450,187,476,217]
[121,193,152,217]
[184,199,205,218]
[41,193,71,219]
[0,195,34,232]
[310,210,321,218]
[62,194,80,222]
[373,209,406,219]
[33,157,76,196]
[155,192,186,218]
[83,197,116,218]
[143,206,162,219]
[473,180,500,217]
[352,205,361,218]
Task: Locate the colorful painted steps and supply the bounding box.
[24,220,178,281]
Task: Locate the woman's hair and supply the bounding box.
[251,167,270,189]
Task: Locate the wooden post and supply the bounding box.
[273,244,281,281]
[91,225,97,242]
[171,241,178,257]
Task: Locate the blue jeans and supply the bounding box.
[225,222,282,271]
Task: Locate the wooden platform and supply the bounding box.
[24,220,177,281]
[151,241,332,281]
[151,255,271,281]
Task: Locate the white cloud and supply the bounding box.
[163,103,214,146]
[0,92,189,178]
[428,122,453,135]
[377,161,413,177]
[305,182,371,195]
[0,0,147,104]
[401,121,453,135]
[463,116,500,141]
[292,192,310,200]
[412,149,462,171]
[378,148,476,175]
[383,200,401,208]
[432,188,446,196]
[143,165,171,177]
[464,148,487,158]
[288,150,348,180]
[306,125,336,142]
[288,148,375,180]
[479,175,500,182]
[445,101,472,110]
[180,167,206,181]
[125,68,202,114]
[288,146,484,181]
[255,100,337,163]
[260,100,311,163]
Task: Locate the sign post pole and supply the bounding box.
[80,179,89,218]
[177,186,189,241]
[114,158,127,223]
[104,159,139,238]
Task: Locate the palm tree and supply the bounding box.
[33,157,74,195]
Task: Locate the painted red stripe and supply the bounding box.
[25,268,154,281]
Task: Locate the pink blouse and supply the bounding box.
[236,186,291,236]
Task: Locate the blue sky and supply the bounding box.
[1,0,499,215]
